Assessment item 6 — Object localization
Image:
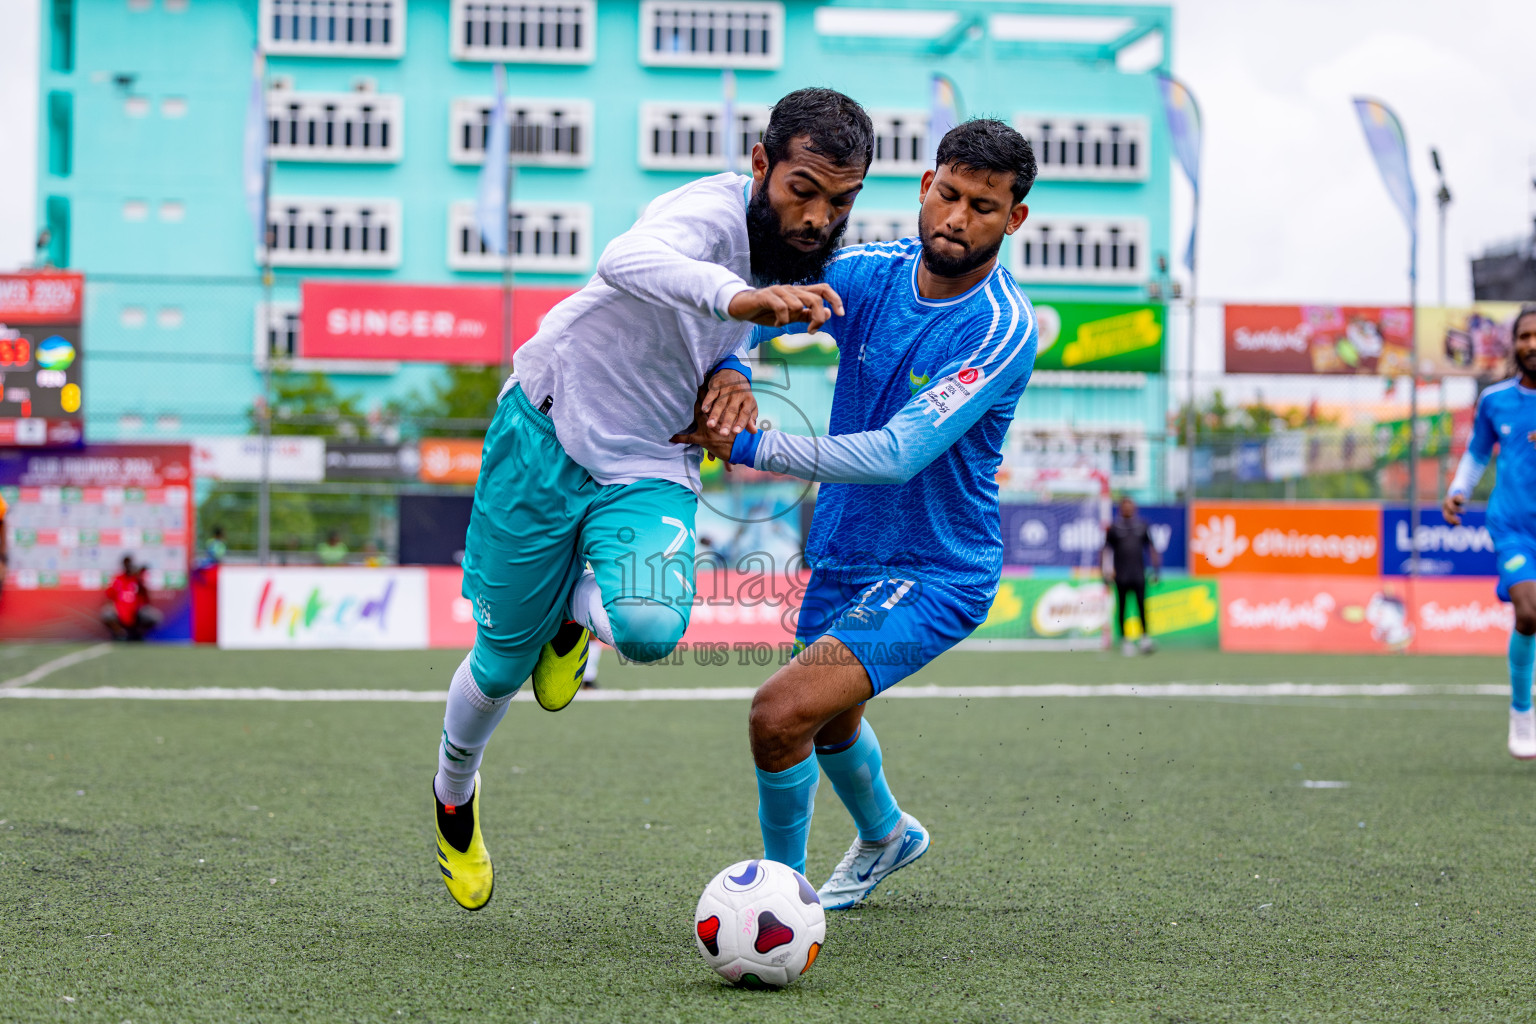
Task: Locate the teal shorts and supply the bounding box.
[461,384,699,697]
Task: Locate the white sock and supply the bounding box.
[434,654,512,807]
[568,569,615,646]
[583,644,602,683]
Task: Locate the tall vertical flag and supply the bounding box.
[926,74,959,166]
[477,64,511,255]
[241,49,268,247]
[1352,97,1418,275]
[1155,73,1202,272]
[721,69,738,174]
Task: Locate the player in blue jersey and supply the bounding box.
[676,119,1037,908]
[1444,304,1536,759]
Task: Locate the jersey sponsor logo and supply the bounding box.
[916,366,987,424]
[1506,553,1529,572]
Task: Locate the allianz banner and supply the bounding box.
[1000,504,1187,570]
[1381,506,1497,577]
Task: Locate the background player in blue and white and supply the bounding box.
[1444,304,1536,759]
[678,120,1037,908]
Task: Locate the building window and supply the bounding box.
[159,200,185,222]
[47,91,72,176]
[842,212,919,247]
[640,1,782,69]
[638,101,769,171]
[260,0,404,59]
[264,197,402,268]
[44,197,70,267]
[1012,217,1149,284]
[1014,114,1149,182]
[449,97,591,167]
[161,97,188,118]
[448,201,591,273]
[254,302,400,373]
[122,200,149,221]
[267,90,403,163]
[867,109,926,177]
[50,0,74,73]
[451,1,594,63]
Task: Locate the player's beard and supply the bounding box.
[746,174,846,285]
[918,205,1003,278]
[1516,346,1536,383]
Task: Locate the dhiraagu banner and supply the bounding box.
[1032,302,1165,372]
[970,575,1218,647]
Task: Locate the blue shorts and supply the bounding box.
[1495,535,1536,603]
[793,569,990,695]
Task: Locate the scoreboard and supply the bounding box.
[0,272,85,447]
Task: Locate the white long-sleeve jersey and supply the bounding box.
[507,173,756,491]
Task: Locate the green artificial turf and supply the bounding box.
[0,647,1530,1023]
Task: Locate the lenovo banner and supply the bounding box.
[299,281,574,363]
[1381,506,1497,577]
[1219,574,1510,655]
[1224,305,1413,375]
[1190,502,1382,575]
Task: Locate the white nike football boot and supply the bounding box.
[1509,708,1536,761]
[816,812,930,911]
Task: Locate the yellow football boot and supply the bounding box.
[531,619,590,712]
[435,772,493,911]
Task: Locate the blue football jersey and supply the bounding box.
[1466,377,1536,541]
[735,238,1037,600]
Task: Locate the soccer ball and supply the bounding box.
[694,858,826,988]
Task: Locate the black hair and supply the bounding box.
[762,88,874,171]
[1514,303,1536,339]
[935,118,1037,203]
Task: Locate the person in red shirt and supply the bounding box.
[101,556,162,641]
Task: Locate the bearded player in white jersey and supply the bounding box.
[431,88,876,910]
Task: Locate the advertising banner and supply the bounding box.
[193,436,325,483]
[970,576,1218,648]
[427,566,477,649]
[299,281,573,364]
[1373,412,1450,467]
[1001,503,1186,570]
[218,566,430,649]
[324,442,421,481]
[1224,304,1413,375]
[1219,574,1510,655]
[418,439,483,484]
[0,272,84,324]
[1033,302,1166,373]
[1415,303,1525,377]
[1190,501,1381,575]
[1381,506,1497,577]
[400,494,473,565]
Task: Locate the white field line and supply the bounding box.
[0,682,1508,703]
[0,644,114,690]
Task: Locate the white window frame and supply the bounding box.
[447,200,592,273]
[867,109,927,177]
[638,101,770,172]
[1014,113,1150,182]
[254,302,400,375]
[1012,216,1148,285]
[260,0,404,59]
[264,197,402,269]
[842,211,919,247]
[448,97,593,167]
[267,90,403,163]
[640,1,783,69]
[450,0,595,64]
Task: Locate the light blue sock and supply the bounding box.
[756,756,819,876]
[816,721,903,843]
[1511,631,1535,713]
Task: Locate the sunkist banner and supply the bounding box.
[1224,305,1414,375]
[760,301,1165,372]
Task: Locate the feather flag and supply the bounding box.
[1352,97,1418,251]
[476,64,511,256]
[242,49,268,247]
[1155,73,1202,272]
[722,69,738,174]
[926,74,959,167]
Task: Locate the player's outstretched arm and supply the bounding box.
[595,194,755,321]
[727,285,844,333]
